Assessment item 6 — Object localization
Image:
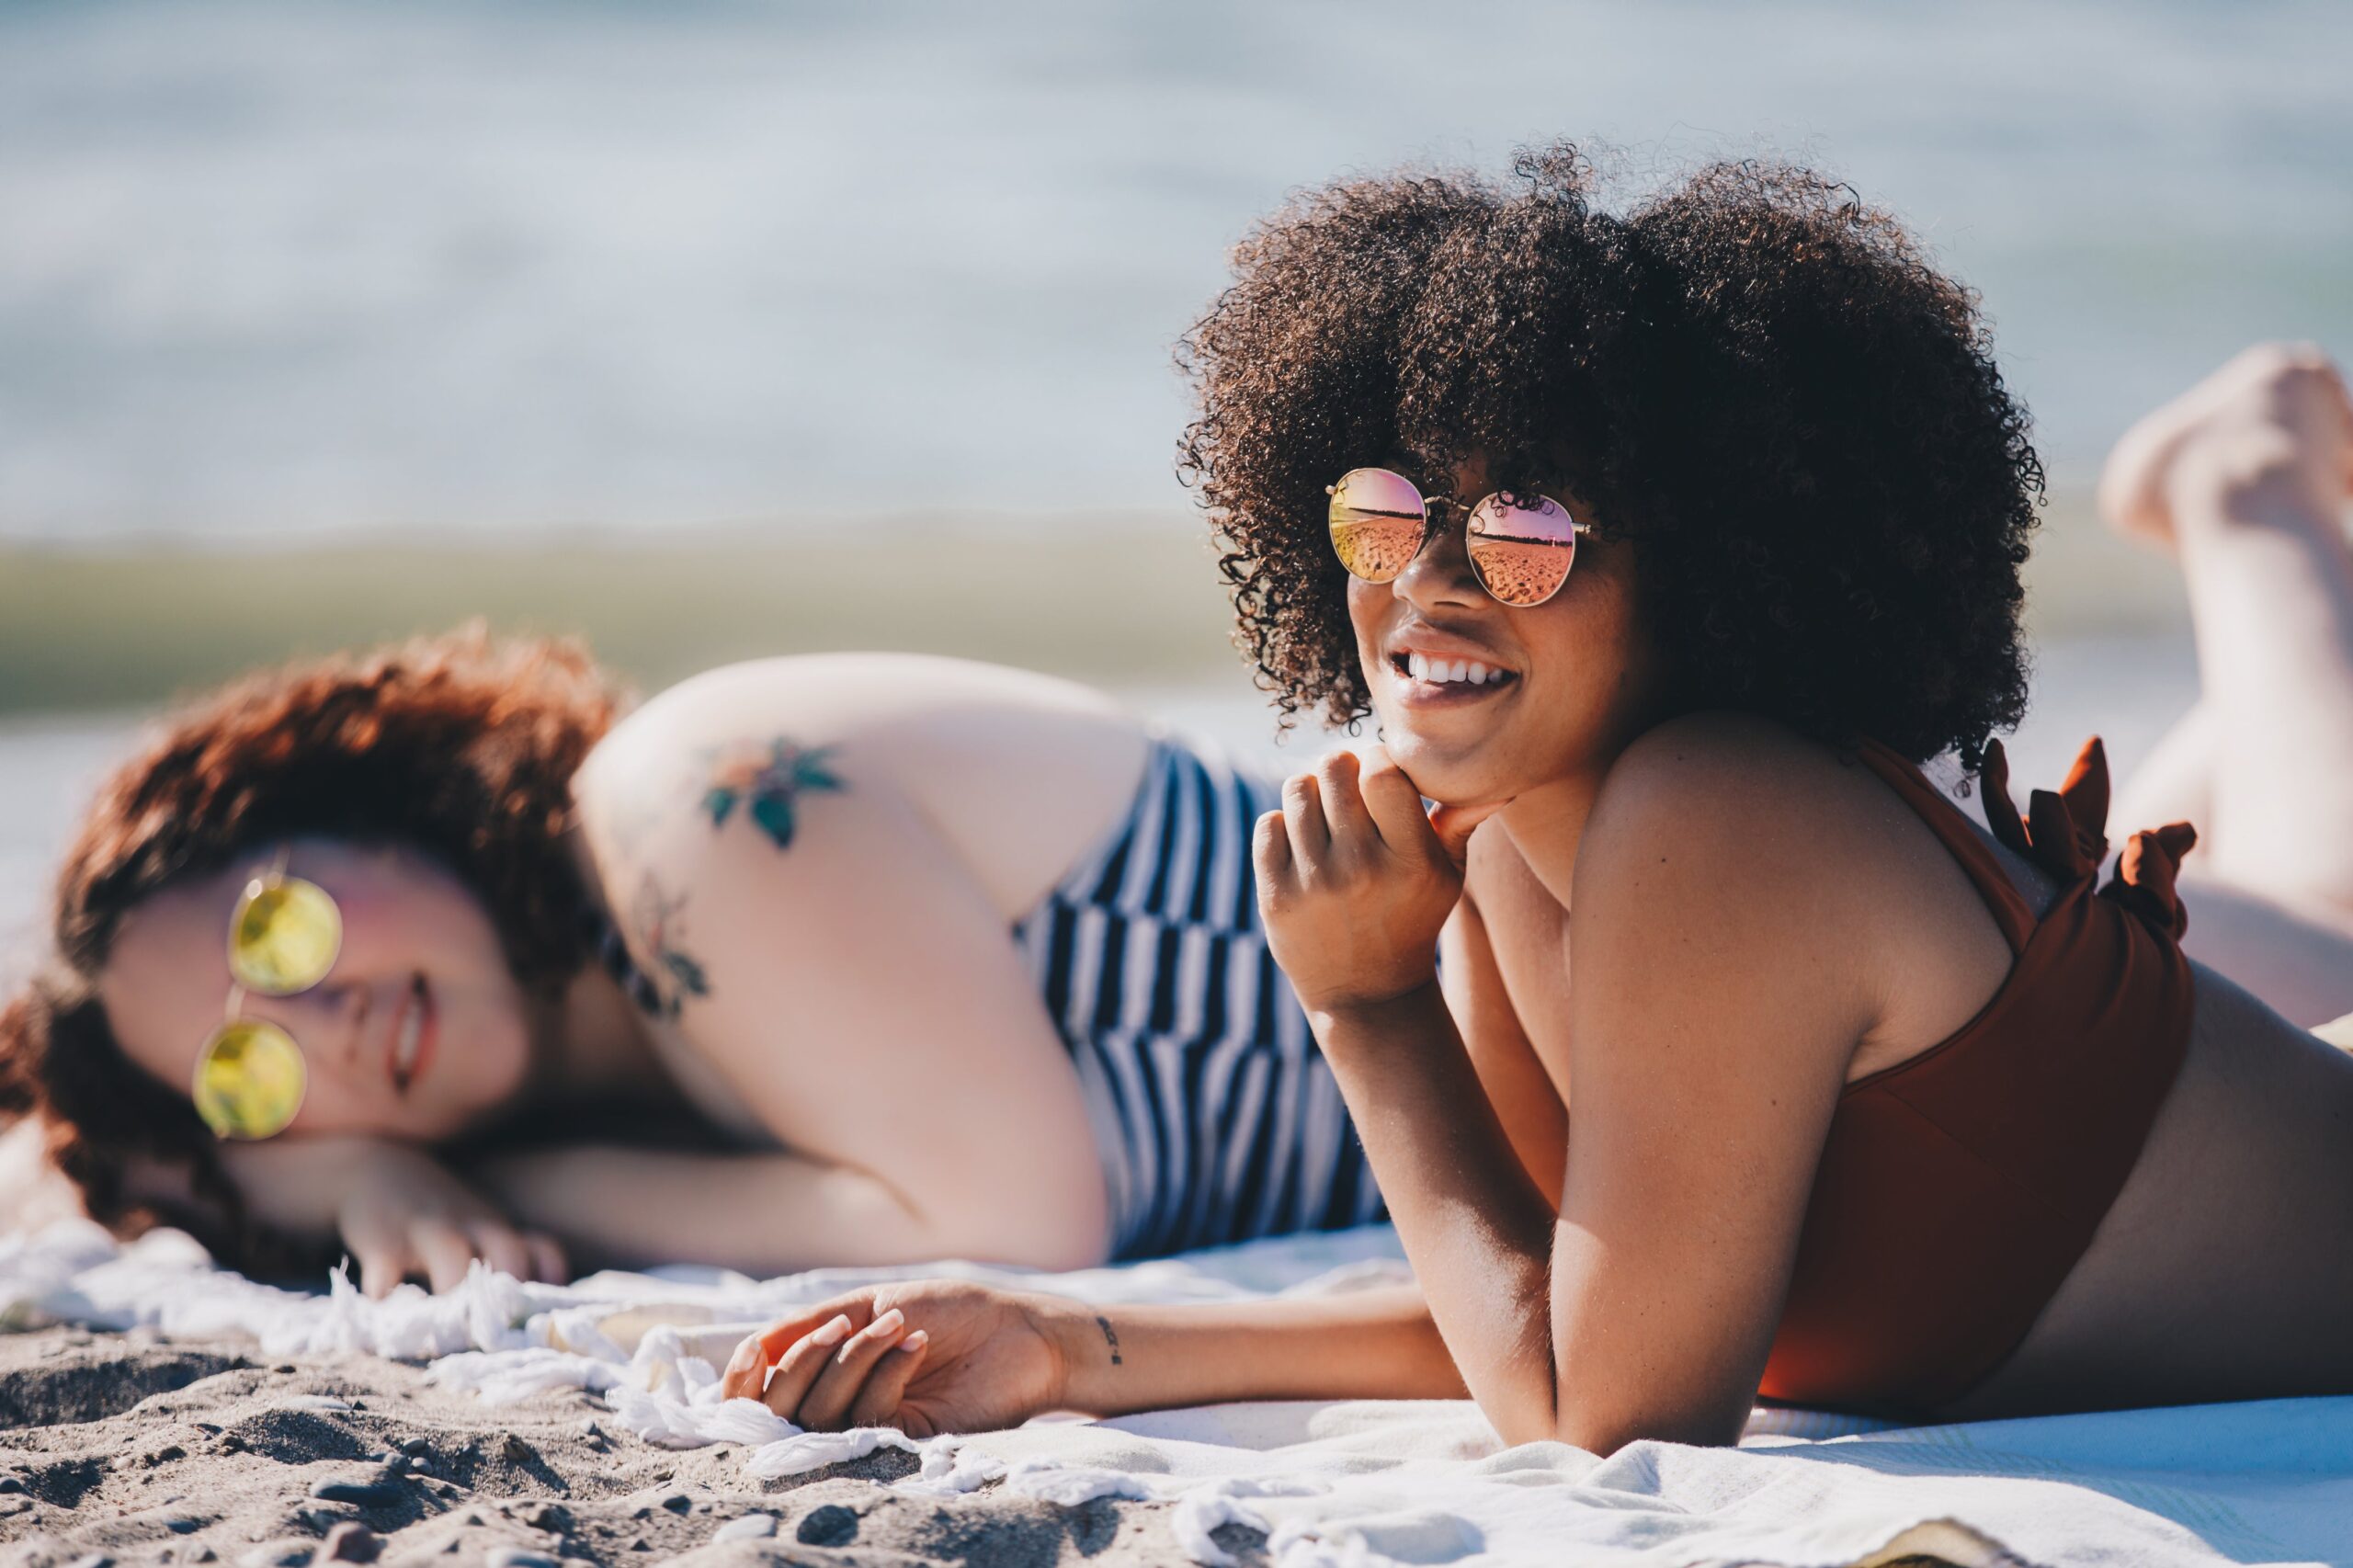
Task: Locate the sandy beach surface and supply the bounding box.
[0,1325,1252,1568]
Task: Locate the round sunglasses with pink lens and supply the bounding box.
[1326,468,1585,607]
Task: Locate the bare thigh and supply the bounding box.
[2116,699,2353,1026]
[2176,874,2353,1028]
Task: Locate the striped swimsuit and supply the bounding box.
[591,728,1386,1261]
[1011,730,1386,1259]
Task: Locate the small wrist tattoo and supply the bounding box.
[1095,1315,1122,1366]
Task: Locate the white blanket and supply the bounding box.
[5,1217,2347,1568]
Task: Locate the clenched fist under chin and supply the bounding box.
[1254,746,1500,1017]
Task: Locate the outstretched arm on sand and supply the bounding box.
[717,1279,1463,1437]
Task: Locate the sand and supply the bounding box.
[0,1327,1262,1568]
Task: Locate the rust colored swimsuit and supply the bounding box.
[1756,737,2200,1414]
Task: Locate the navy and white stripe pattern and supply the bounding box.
[1012,730,1386,1260]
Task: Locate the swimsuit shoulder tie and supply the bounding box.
[1978,736,2198,939]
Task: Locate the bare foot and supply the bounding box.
[2097,342,2353,551]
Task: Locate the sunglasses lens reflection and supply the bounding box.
[192,1017,307,1140]
[1467,494,1578,607]
[228,876,342,996]
[1328,469,1428,583]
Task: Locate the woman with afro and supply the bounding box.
[727,145,2353,1444]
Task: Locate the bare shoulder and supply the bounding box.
[1578,714,2017,1065]
[1570,713,1892,1062]
[1580,712,1889,899]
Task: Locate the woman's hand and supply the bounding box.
[223,1135,567,1296]
[336,1142,567,1296]
[1255,747,1502,1016]
[718,1281,1066,1437]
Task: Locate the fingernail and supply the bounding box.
[896,1330,928,1355]
[726,1334,760,1375]
[811,1314,854,1347]
[870,1308,904,1336]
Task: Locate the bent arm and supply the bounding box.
[1442,886,1570,1199]
[1268,729,1870,1453]
[1311,983,1565,1439]
[213,1135,384,1240]
[216,1134,564,1292]
[469,1143,1006,1276]
[1537,735,1868,1450]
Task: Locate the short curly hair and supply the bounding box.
[1179,143,2041,768]
[0,627,622,1275]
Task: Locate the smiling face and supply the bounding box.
[101,838,537,1142]
[1350,461,1663,810]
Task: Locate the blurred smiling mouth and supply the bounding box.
[388,973,438,1096]
[1389,647,1521,705]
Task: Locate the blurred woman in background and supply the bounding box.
[0,636,1382,1291]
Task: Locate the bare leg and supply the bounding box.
[2097,343,2353,914]
[2117,697,2353,1024]
[2162,881,2353,1028]
[2097,346,2353,1025]
[2109,699,2216,836]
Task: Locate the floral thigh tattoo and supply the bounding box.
[626,876,710,1021]
[610,736,847,1021]
[700,738,844,850]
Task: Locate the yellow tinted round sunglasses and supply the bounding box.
[1326,467,1592,608]
[189,847,343,1141]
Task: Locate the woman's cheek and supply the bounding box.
[439,993,531,1116]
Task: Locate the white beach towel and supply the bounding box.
[4,1215,2347,1568]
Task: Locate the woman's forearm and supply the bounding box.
[1039,1283,1465,1413]
[470,1145,978,1276]
[213,1135,407,1239]
[1310,982,1564,1444]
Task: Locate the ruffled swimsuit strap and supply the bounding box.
[1978,737,2199,940]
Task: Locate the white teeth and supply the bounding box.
[395,998,421,1077]
[1398,651,1511,687]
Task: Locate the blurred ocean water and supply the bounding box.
[3,0,2349,540]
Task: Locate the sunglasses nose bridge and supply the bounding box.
[1390,518,1486,611]
[258,980,364,1062]
[313,982,368,1070]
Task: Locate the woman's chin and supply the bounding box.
[1376,731,1506,810]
